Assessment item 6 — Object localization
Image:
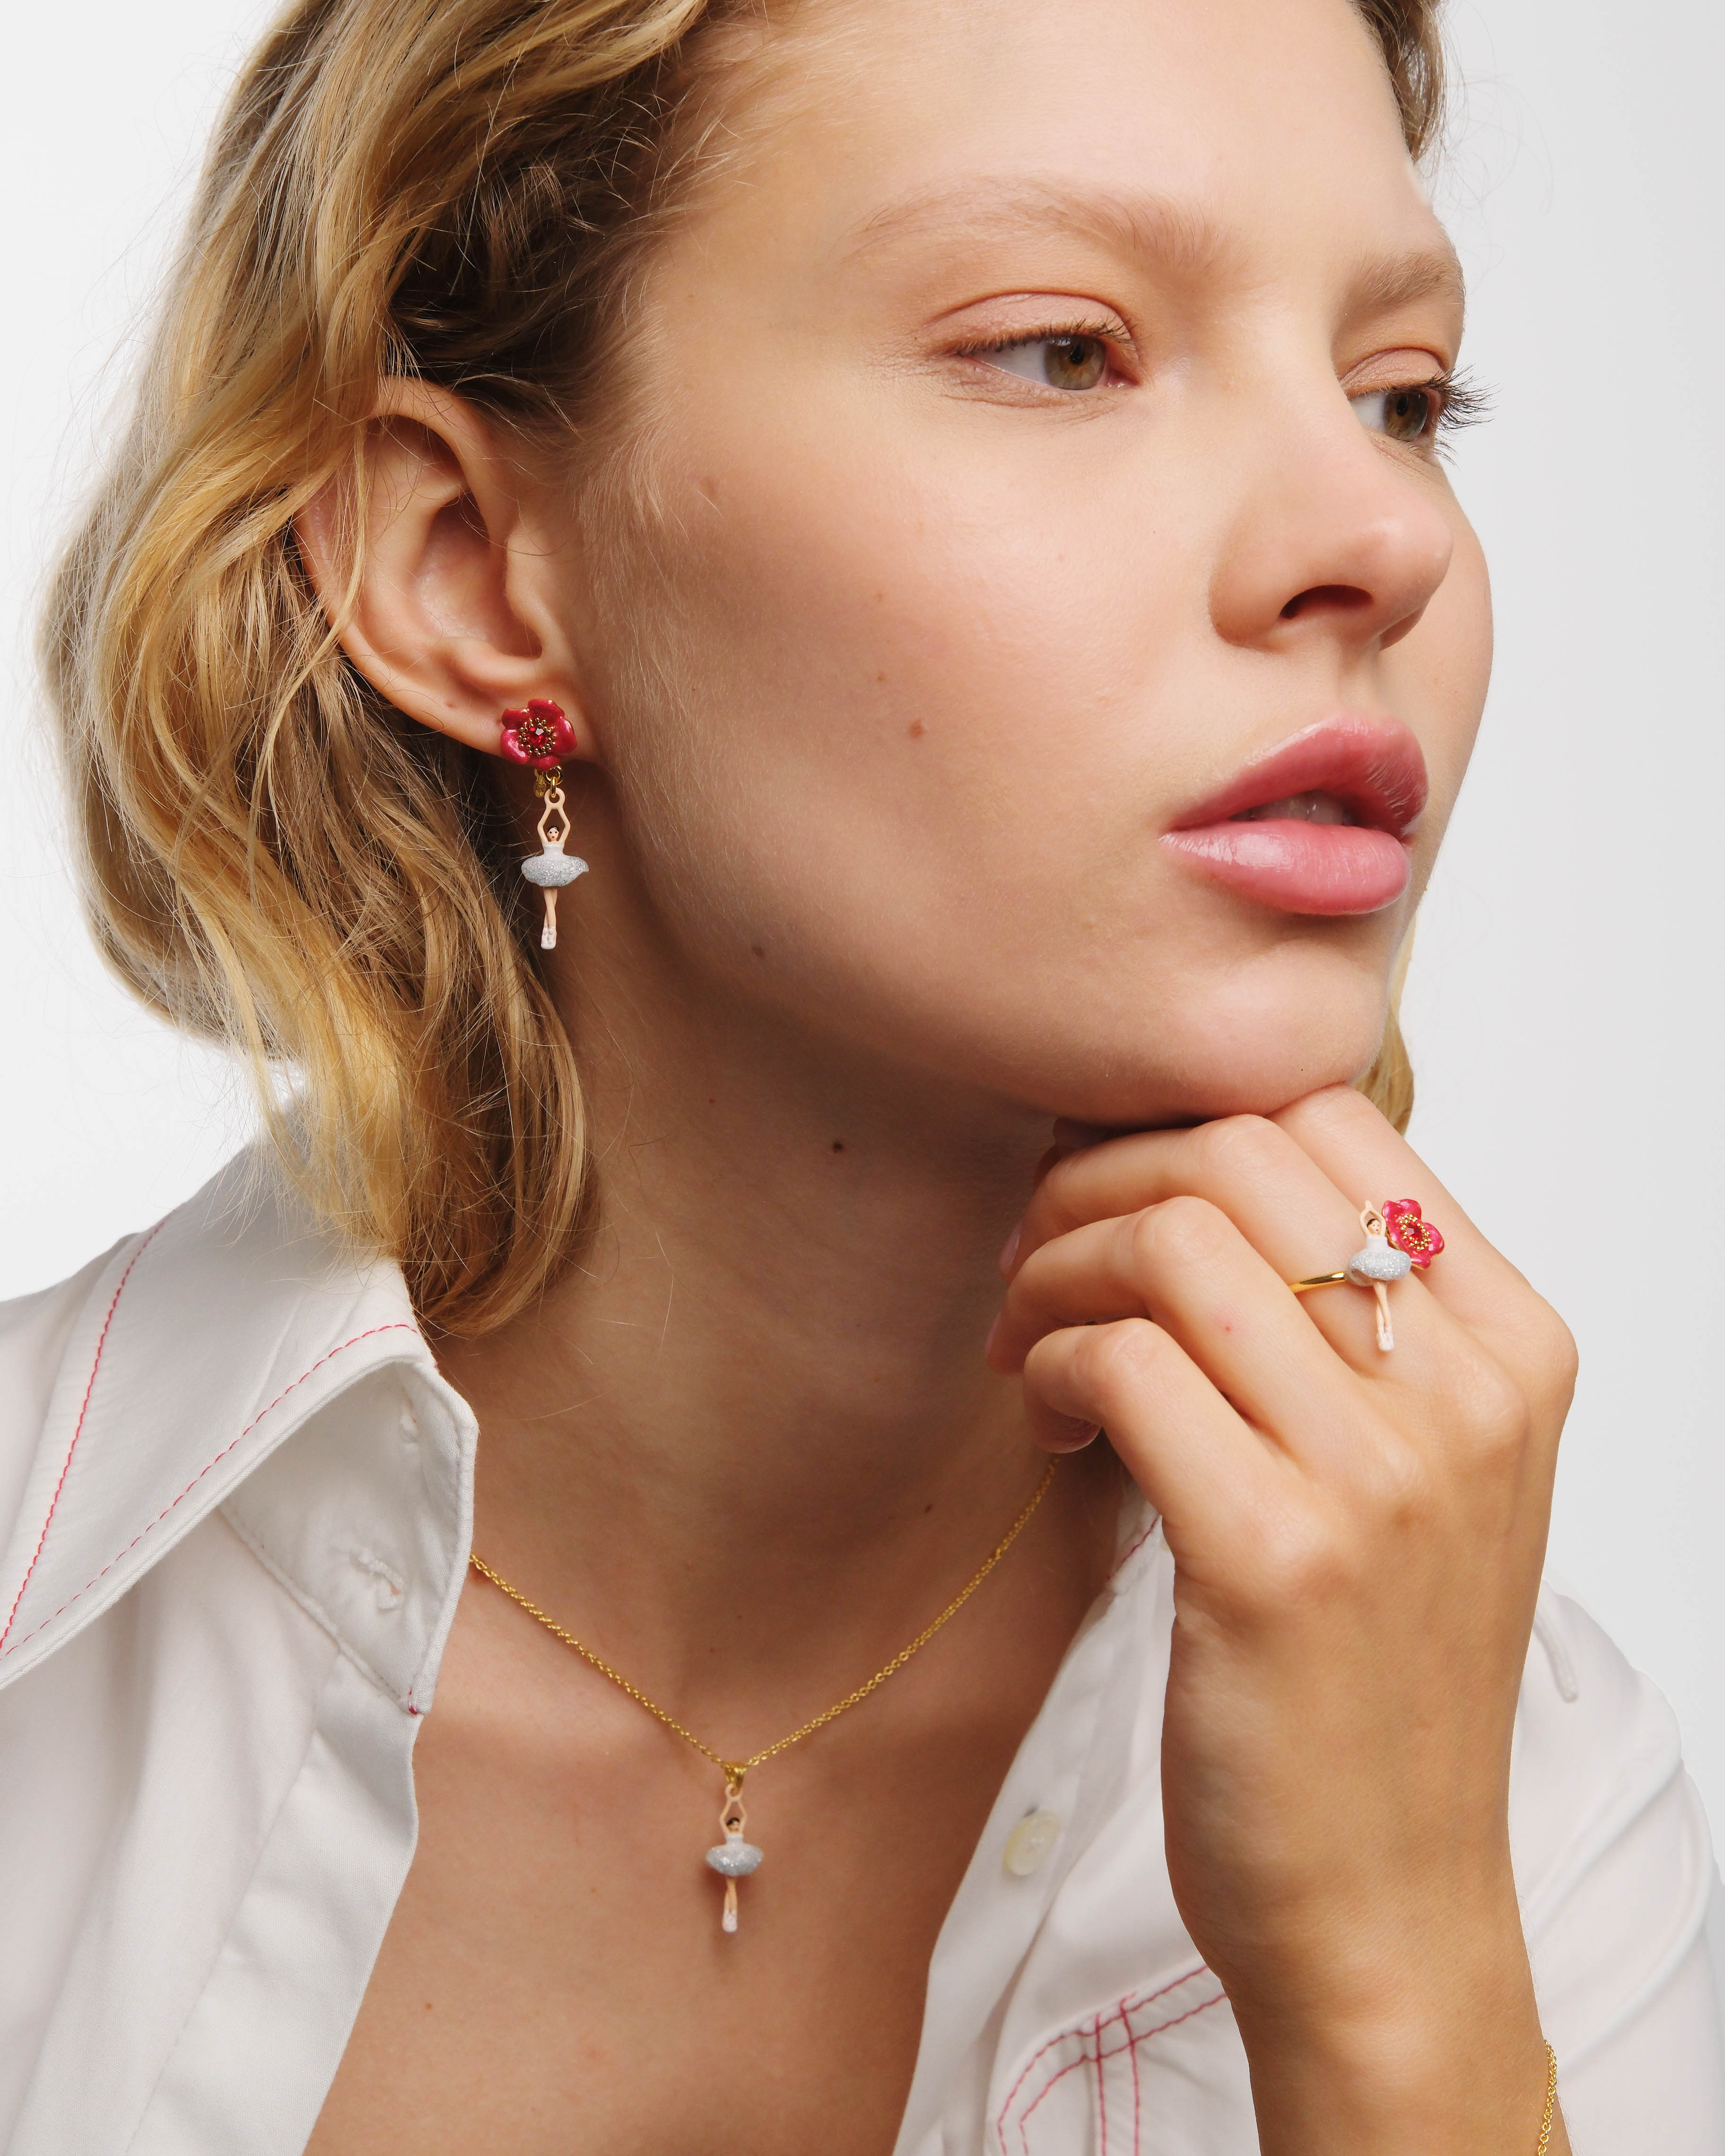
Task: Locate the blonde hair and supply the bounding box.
[43,0,1441,1332]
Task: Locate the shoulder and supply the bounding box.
[1516,1582,1684,1814]
[1512,1581,1721,2078]
[1513,1581,1696,1887]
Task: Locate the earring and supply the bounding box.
[500,700,588,950]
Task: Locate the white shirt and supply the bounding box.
[1,1156,1721,2155]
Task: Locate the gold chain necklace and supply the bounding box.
[469,1458,1056,1934]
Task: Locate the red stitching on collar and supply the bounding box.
[0,1223,164,1654]
[0,1296,418,1661]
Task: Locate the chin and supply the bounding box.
[1034,973,1393,1132]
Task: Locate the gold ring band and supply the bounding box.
[1289,1269,1350,1294]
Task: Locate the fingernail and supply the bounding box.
[1041,1417,1101,1453]
[984,1312,1003,1360]
[998,1221,1021,1276]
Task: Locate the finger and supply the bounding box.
[1011,1115,1368,1289]
[1274,1087,1492,1290]
[1023,1315,1285,1560]
[1004,1114,1436,1374]
[998,1195,1377,1468]
[1273,1089,1573,1398]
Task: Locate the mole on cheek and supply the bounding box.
[907,720,925,739]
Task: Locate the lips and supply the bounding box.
[1160,713,1428,917]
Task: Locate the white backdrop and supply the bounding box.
[3,2,1721,1833]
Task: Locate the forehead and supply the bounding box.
[689,0,1451,302]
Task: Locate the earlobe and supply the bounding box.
[294,382,593,764]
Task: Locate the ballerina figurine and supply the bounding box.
[519,782,587,949]
[1344,1202,1412,1351]
[500,700,588,949]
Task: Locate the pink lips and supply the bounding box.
[1160,714,1428,917]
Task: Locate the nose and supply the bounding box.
[1207,380,1455,658]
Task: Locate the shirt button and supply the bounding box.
[1003,1809,1062,1878]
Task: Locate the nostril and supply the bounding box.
[1281,583,1373,620]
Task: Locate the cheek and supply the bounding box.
[595,405,1194,975]
[1402,516,1493,852]
[577,398,1489,1121]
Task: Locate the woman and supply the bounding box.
[2,0,1719,2149]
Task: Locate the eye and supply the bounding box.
[981,333,1113,393]
[1350,383,1443,443]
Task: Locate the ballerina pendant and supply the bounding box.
[704,1779,764,1933]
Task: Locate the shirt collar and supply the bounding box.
[0,1151,474,1706]
[1,1153,1162,1718]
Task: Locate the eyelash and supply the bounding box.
[954,321,1129,371]
[954,329,1493,449]
[1356,367,1493,461]
[1423,366,1492,443]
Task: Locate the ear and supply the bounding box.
[296,381,594,763]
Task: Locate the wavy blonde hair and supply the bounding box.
[42,0,1441,1332]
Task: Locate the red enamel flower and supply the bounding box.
[499,698,575,770]
[1383,1199,1444,1267]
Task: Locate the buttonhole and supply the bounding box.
[347,1546,405,1613]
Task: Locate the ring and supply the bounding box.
[1288,1200,1444,1353]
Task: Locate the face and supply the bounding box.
[565,0,1490,1128]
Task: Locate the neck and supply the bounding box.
[434,937,1112,1741]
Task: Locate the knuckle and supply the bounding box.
[1030,1150,1089,1238]
[1280,1083,1376,1145]
[1241,1504,1350,1612]
[1446,1356,1533,1468]
[1194,1113,1288,1188]
[1070,1316,1167,1410]
[1528,1303,1580,1407]
[1132,1193,1228,1273]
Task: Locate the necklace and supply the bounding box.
[469,1458,1056,1934]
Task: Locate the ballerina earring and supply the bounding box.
[499,700,588,950]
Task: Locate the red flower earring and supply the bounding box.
[500,700,587,950]
[500,698,576,772]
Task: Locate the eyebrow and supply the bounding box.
[847,178,1465,322]
[1345,247,1466,320]
[847,180,1235,278]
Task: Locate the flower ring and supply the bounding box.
[1288,1199,1444,1354]
[1382,1198,1444,1267]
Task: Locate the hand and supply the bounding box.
[988,1086,1577,2154]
